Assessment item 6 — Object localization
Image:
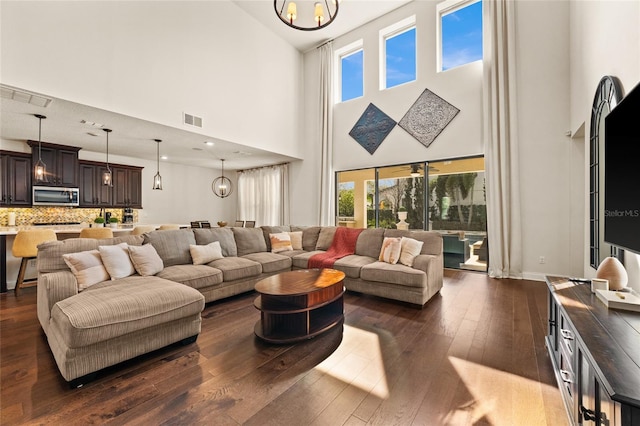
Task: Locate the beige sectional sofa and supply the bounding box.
[36,225,443,387]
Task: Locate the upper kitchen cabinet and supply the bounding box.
[78,161,112,208]
[113,165,143,208]
[0,150,32,206]
[27,141,80,187]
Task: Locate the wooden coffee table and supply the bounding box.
[253,269,345,344]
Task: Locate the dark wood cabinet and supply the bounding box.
[27,141,80,187]
[545,276,640,426]
[79,161,112,207]
[0,151,32,206]
[113,166,142,208]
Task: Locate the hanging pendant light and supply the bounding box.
[33,114,49,183]
[274,0,338,31]
[212,159,233,198]
[153,139,163,190]
[102,129,113,186]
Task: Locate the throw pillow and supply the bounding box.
[128,244,164,276]
[189,241,224,265]
[379,237,402,264]
[399,237,424,267]
[63,250,110,290]
[270,232,293,253]
[99,243,136,279]
[288,231,303,250]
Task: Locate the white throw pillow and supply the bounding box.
[379,237,402,264]
[288,231,303,250]
[99,243,136,279]
[399,237,424,267]
[63,250,110,290]
[128,244,164,276]
[190,241,224,265]
[270,232,293,253]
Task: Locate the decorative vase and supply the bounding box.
[596,256,628,290]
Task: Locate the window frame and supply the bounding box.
[334,40,364,103]
[436,0,483,73]
[378,15,417,91]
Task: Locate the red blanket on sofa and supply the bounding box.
[308,227,364,269]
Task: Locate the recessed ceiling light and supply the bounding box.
[192,147,203,151]
[161,155,168,160]
[204,141,215,146]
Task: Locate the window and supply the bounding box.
[438,0,483,72]
[335,41,363,103]
[380,16,416,90]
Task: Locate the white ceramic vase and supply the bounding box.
[596,256,628,290]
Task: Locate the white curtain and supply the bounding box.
[237,164,289,226]
[319,41,335,226]
[482,0,523,278]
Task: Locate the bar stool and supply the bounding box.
[79,228,114,239]
[158,224,180,230]
[12,229,57,295]
[131,225,156,235]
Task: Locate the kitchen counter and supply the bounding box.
[0,224,188,293]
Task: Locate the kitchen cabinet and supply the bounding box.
[27,141,80,187]
[0,151,32,206]
[113,166,142,208]
[545,276,640,425]
[78,161,112,207]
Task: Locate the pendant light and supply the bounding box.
[212,159,233,198]
[33,114,49,183]
[153,139,163,190]
[102,129,113,186]
[274,0,338,31]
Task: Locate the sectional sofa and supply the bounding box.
[36,225,443,386]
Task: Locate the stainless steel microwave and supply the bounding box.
[32,186,79,207]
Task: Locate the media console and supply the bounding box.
[545,276,640,425]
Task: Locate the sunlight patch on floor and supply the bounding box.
[314,325,390,399]
[448,356,558,425]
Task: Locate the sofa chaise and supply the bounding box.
[36,225,443,386]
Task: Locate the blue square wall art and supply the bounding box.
[348,103,397,155]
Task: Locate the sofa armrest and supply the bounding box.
[412,254,444,289]
[37,271,78,333]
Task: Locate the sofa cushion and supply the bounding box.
[193,228,238,257]
[272,249,306,259]
[291,250,325,269]
[62,250,110,291]
[360,261,426,288]
[379,237,402,264]
[207,257,262,281]
[144,229,195,266]
[399,237,423,267]
[38,235,144,273]
[291,226,322,251]
[157,264,223,290]
[333,255,377,278]
[189,241,224,265]
[288,231,303,250]
[355,228,385,259]
[98,243,136,279]
[269,232,293,253]
[315,227,337,250]
[242,252,292,273]
[50,276,204,348]
[232,227,267,256]
[261,226,291,251]
[128,244,164,276]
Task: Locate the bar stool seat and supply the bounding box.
[12,229,57,295]
[131,225,156,235]
[79,228,114,239]
[158,224,180,230]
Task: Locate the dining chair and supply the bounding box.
[244,220,256,228]
[234,220,244,227]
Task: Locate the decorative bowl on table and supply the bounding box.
[217,221,227,227]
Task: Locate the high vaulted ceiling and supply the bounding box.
[1,1,413,171]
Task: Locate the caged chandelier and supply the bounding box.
[274,0,339,31]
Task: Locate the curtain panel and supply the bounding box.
[237,164,289,226]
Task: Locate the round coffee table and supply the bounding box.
[253,268,345,344]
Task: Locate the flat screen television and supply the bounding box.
[604,81,640,255]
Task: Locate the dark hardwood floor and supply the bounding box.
[1,270,567,425]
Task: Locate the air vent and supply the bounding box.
[1,85,52,107]
[183,112,203,128]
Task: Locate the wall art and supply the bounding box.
[398,89,460,148]
[348,103,397,155]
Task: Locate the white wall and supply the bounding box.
[0,1,304,159]
[569,0,640,292]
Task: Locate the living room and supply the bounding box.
[1,0,639,424]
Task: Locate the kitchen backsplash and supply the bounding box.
[0,207,139,226]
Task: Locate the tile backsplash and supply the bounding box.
[0,207,138,226]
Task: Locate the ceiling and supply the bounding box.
[1,1,412,171]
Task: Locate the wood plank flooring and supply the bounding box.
[0,270,568,425]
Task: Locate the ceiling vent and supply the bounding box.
[183,112,203,128]
[1,85,52,107]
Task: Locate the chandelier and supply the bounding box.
[212,159,233,198]
[274,0,339,31]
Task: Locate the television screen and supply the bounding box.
[604,82,640,255]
